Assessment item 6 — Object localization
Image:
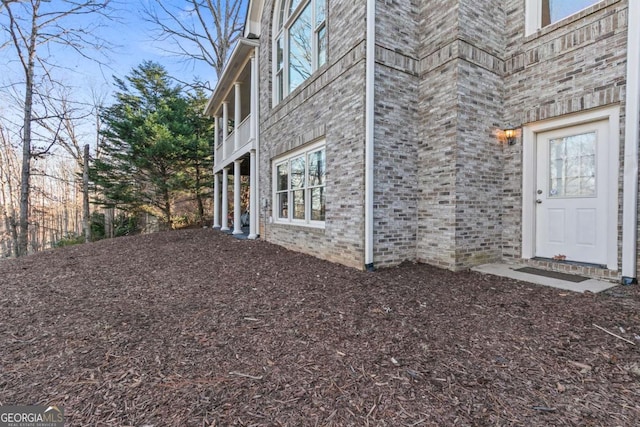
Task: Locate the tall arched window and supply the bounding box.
[273,0,326,104]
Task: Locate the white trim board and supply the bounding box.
[621,1,640,280]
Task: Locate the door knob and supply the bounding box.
[536,199,542,204]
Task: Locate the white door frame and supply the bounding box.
[522,106,620,270]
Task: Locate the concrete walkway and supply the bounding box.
[472,263,618,293]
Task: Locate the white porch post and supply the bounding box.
[213,115,220,167]
[222,102,229,158]
[213,173,221,228]
[234,82,242,152]
[233,159,244,235]
[212,114,220,228]
[248,149,258,239]
[221,167,230,231]
[250,55,257,141]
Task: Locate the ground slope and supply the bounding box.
[0,229,639,426]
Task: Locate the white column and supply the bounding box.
[213,115,220,167]
[222,102,229,158]
[221,167,230,231]
[250,55,257,141]
[622,2,640,282]
[234,82,242,152]
[233,159,244,235]
[253,46,261,242]
[248,149,258,239]
[213,173,221,228]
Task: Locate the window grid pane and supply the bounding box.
[273,146,325,225]
[316,25,327,68]
[290,156,306,188]
[278,0,287,28]
[275,0,324,102]
[277,163,288,191]
[293,190,305,219]
[288,2,312,94]
[277,192,289,219]
[308,149,325,186]
[315,0,325,26]
[542,0,599,27]
[310,187,325,221]
[548,132,596,198]
[277,36,284,70]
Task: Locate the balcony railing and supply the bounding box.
[215,114,252,168]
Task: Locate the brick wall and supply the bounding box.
[502,0,629,273]
[256,0,368,269]
[250,0,631,276]
[414,0,506,270]
[371,2,421,267]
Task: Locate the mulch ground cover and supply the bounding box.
[1,228,639,426]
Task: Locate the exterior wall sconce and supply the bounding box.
[504,127,518,145]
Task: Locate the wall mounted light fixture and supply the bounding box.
[504,127,517,145]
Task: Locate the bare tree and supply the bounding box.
[0,124,20,257]
[1,0,114,256]
[82,143,90,242]
[36,90,97,242]
[142,0,247,86]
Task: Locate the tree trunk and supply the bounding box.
[104,207,114,238]
[17,19,38,257]
[194,160,204,222]
[158,163,172,229]
[18,77,33,255]
[29,219,38,252]
[83,144,91,242]
[163,187,172,229]
[0,194,18,258]
[0,149,19,257]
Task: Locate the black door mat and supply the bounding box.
[514,267,589,283]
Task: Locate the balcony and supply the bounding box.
[206,37,261,238]
[205,38,259,173]
[215,114,253,169]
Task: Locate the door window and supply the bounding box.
[548,132,596,198]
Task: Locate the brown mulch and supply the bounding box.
[1,229,639,426]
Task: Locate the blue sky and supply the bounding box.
[549,0,600,23]
[90,1,219,91]
[0,1,220,109]
[0,0,229,158]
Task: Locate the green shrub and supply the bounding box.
[54,233,85,248]
[114,213,139,236]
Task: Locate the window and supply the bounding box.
[274,142,326,226]
[525,0,601,35]
[273,0,327,104]
[548,132,596,198]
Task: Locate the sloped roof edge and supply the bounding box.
[204,37,260,116]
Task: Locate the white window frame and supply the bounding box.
[272,0,327,105]
[272,140,326,228]
[525,0,602,36]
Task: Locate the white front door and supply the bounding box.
[535,120,609,265]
